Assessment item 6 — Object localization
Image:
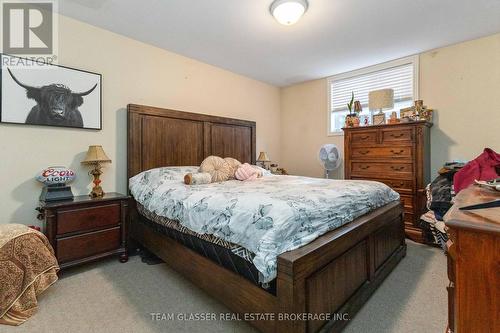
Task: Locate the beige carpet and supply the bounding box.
[3,241,447,333]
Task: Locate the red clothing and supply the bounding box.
[453,148,500,193]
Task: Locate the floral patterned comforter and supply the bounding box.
[129,167,399,283]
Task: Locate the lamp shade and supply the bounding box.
[257,152,270,162]
[369,89,394,111]
[81,145,111,164]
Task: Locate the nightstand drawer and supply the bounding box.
[56,227,121,263]
[57,203,121,235]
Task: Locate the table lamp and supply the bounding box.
[257,152,271,170]
[81,145,111,198]
[369,89,394,125]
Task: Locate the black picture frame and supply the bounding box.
[0,53,102,130]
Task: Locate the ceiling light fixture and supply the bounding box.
[270,0,308,26]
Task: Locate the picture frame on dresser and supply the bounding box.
[343,121,432,243]
[372,113,386,126]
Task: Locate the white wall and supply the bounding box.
[420,33,500,172]
[280,78,338,178]
[0,15,281,225]
[281,33,500,178]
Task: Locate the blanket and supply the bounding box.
[0,224,59,326]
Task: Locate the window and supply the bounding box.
[327,56,419,135]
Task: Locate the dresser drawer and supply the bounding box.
[56,227,121,263]
[381,127,413,144]
[350,177,413,190]
[351,162,413,179]
[404,213,415,226]
[57,203,121,235]
[350,130,377,145]
[351,146,412,159]
[380,179,414,190]
[400,194,414,212]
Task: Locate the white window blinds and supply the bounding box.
[329,62,414,112]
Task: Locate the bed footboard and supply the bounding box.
[276,201,405,333]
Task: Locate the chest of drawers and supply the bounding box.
[343,121,432,242]
[444,186,500,333]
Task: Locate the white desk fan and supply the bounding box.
[318,144,342,178]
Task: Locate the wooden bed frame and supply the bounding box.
[127,104,406,333]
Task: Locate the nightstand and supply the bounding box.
[39,192,129,270]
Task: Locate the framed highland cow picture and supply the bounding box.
[0,54,102,129]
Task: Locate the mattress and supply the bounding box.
[129,166,399,283]
[136,203,276,293]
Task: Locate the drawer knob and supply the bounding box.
[360,135,370,140]
[390,166,405,171]
[389,133,404,138]
[390,149,404,155]
[359,165,370,170]
[359,150,370,155]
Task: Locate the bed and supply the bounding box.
[127,104,406,333]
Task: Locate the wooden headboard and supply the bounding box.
[127,104,256,179]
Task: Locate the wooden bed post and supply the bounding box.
[126,199,141,255]
[276,264,308,333]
